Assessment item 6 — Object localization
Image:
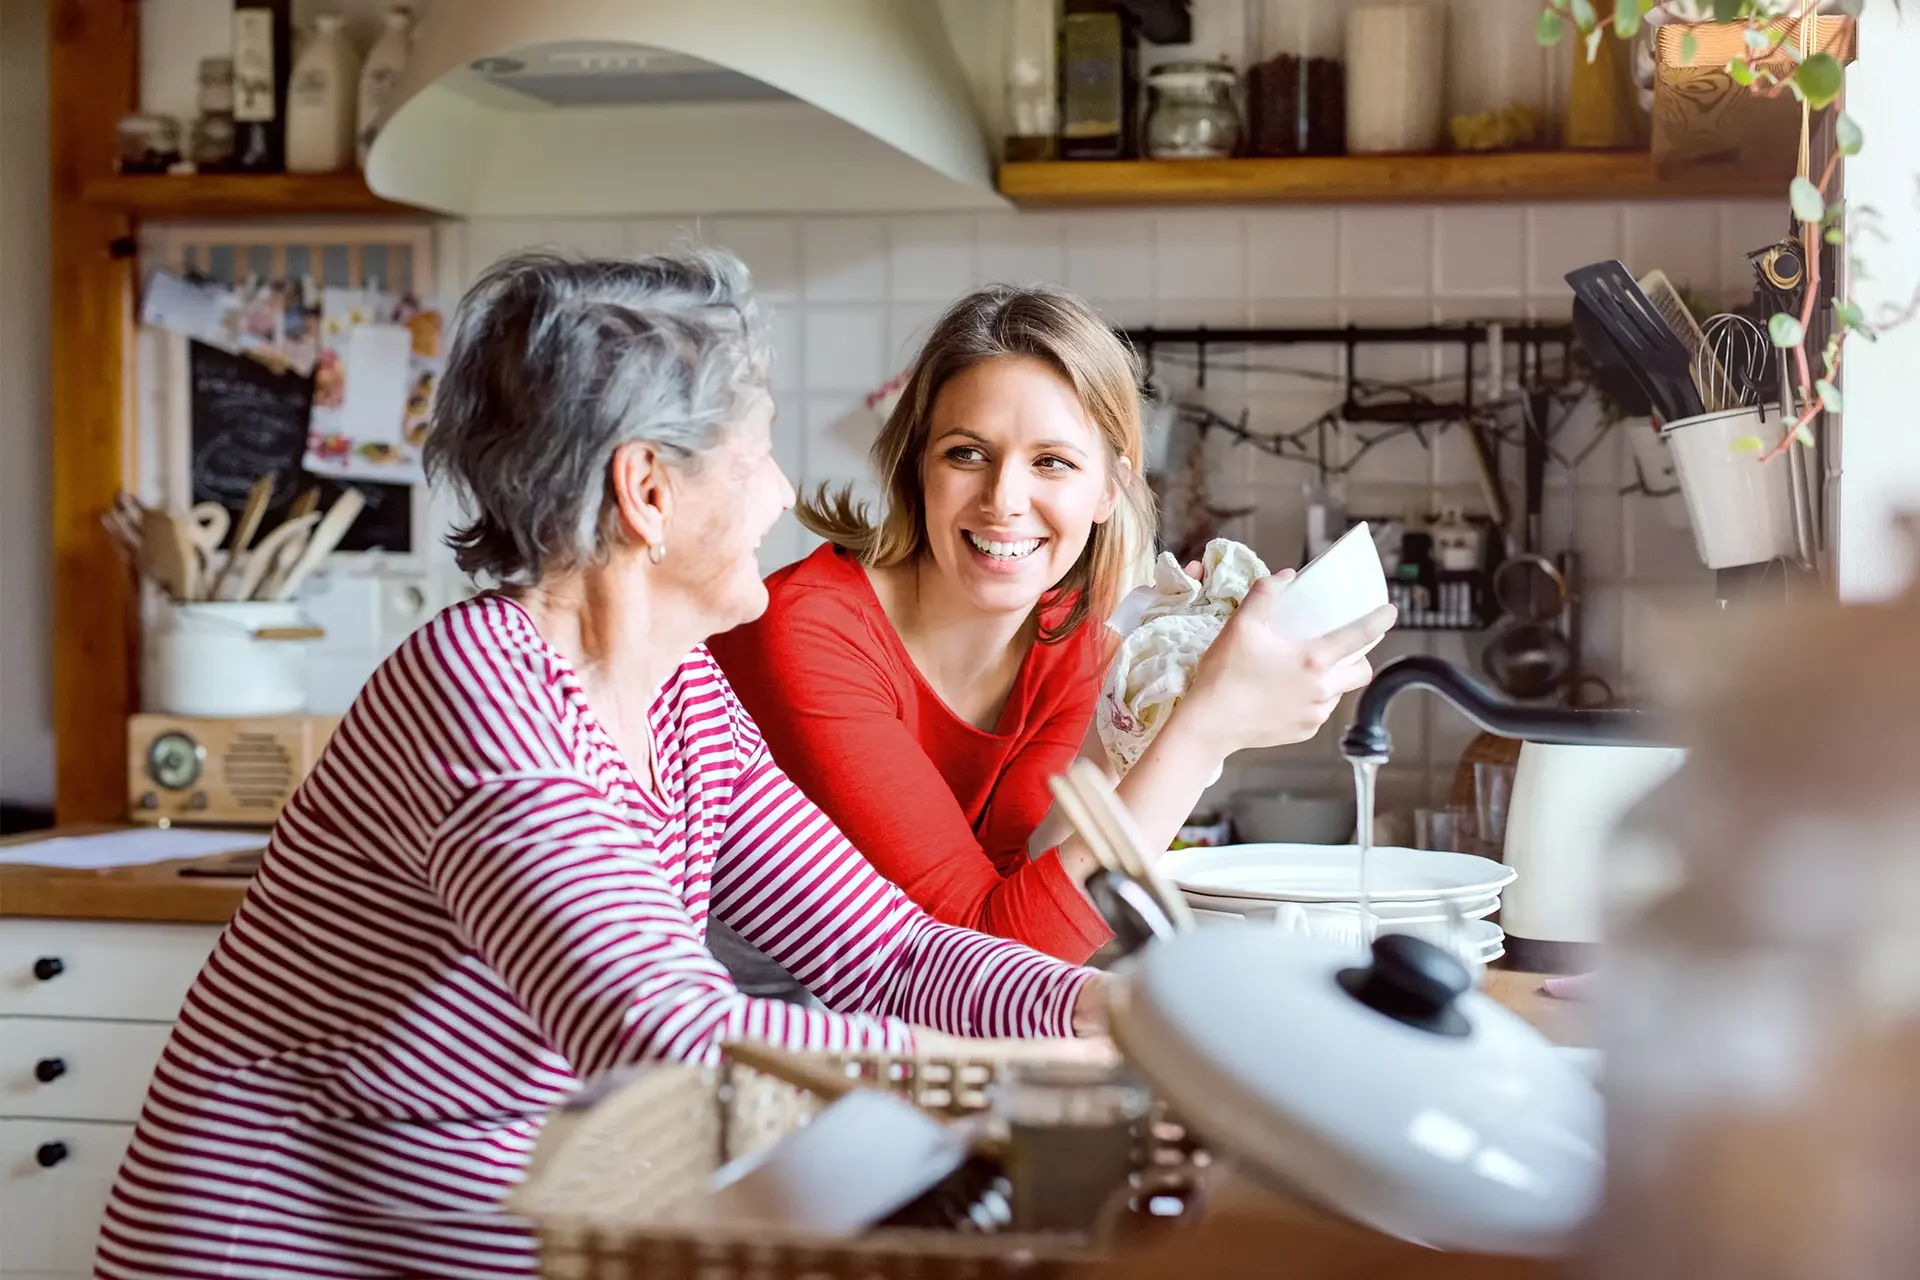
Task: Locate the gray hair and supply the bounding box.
[424,247,771,585]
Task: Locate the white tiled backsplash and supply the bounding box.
[410,200,1778,808]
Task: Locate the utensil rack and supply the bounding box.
[1124,322,1578,425]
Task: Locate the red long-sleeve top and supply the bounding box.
[709,545,1114,963]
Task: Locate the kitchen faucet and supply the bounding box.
[1340,655,1674,762]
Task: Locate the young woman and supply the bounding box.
[709,285,1395,964]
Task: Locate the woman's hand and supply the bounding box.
[1071,974,1110,1036]
[1178,572,1398,757]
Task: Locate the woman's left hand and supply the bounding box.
[1071,974,1110,1036]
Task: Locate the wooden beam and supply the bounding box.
[48,0,139,824]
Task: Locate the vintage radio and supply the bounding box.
[127,713,339,826]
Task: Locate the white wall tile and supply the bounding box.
[802,218,889,302]
[1154,212,1248,300]
[804,394,883,490]
[463,219,549,274]
[1435,208,1527,297]
[976,213,1066,285]
[1622,204,1721,294]
[888,301,946,374]
[1248,210,1340,299]
[1526,203,1622,297]
[624,219,699,256]
[767,308,802,391]
[1065,213,1156,302]
[889,216,977,302]
[548,220,628,259]
[707,218,801,302]
[1340,209,1434,298]
[803,308,887,392]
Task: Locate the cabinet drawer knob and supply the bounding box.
[34,1057,68,1083]
[35,1141,69,1168]
[32,956,65,981]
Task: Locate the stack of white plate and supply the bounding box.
[1158,843,1517,965]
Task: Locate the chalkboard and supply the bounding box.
[188,341,412,553]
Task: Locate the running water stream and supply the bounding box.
[1349,755,1381,947]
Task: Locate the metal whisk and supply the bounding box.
[1694,313,1771,412]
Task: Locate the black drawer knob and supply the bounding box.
[35,1141,69,1168]
[32,956,64,981]
[34,1057,67,1083]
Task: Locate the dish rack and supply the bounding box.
[512,1046,1208,1280]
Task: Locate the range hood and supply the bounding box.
[364,0,1010,218]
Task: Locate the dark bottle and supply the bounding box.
[231,0,292,173]
[1059,1,1139,160]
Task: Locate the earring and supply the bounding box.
[647,541,668,565]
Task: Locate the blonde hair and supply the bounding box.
[797,285,1157,642]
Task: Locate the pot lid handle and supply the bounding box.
[1335,935,1473,1038]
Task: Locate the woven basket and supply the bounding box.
[512,1047,1207,1280]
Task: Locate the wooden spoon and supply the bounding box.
[205,475,274,600]
[264,488,364,601]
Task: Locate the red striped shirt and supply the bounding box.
[96,595,1091,1279]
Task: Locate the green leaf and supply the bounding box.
[1537,7,1565,45]
[1728,58,1756,86]
[1796,52,1845,110]
[1551,0,1569,9]
[1615,4,1641,38]
[1744,26,1772,54]
[1826,226,1845,244]
[1732,436,1765,453]
[1714,0,1743,21]
[1786,75,1806,101]
[1796,423,1817,447]
[1770,312,1805,348]
[1680,31,1699,64]
[1585,25,1606,62]
[1835,300,1866,329]
[1571,0,1597,29]
[1836,112,1863,156]
[1790,176,1826,223]
[1816,379,1843,412]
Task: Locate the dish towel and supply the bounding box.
[1098,538,1270,776]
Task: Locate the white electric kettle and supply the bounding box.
[1498,742,1686,972]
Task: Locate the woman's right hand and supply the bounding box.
[1178,571,1398,757]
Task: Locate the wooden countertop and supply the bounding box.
[1,826,1588,1044]
[0,825,258,924]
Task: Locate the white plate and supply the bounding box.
[1181,887,1501,923]
[1190,907,1503,959]
[1161,843,1516,904]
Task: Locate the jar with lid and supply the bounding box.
[1143,60,1241,160]
[190,56,237,172]
[1004,0,1057,162]
[1245,0,1345,156]
[115,114,182,175]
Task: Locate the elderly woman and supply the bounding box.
[94,251,1100,1280]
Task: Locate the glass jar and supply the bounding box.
[993,1061,1151,1234]
[1143,60,1241,160]
[190,56,237,172]
[1004,0,1057,162]
[1245,0,1346,156]
[115,113,182,174]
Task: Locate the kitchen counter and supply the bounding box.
[0,825,257,924]
[2,827,1588,1044]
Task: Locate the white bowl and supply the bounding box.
[1266,521,1391,645]
[1232,792,1357,845]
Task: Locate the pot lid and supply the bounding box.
[1108,929,1602,1256]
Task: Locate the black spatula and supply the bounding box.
[1565,260,1704,423]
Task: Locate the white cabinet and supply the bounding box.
[0,920,220,1280]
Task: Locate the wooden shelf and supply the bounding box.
[82,171,422,218]
[997,150,1787,208]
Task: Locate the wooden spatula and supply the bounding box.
[140,507,199,601]
[264,488,364,601]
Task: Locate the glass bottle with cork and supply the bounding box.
[1059,0,1140,161]
[231,0,292,173]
